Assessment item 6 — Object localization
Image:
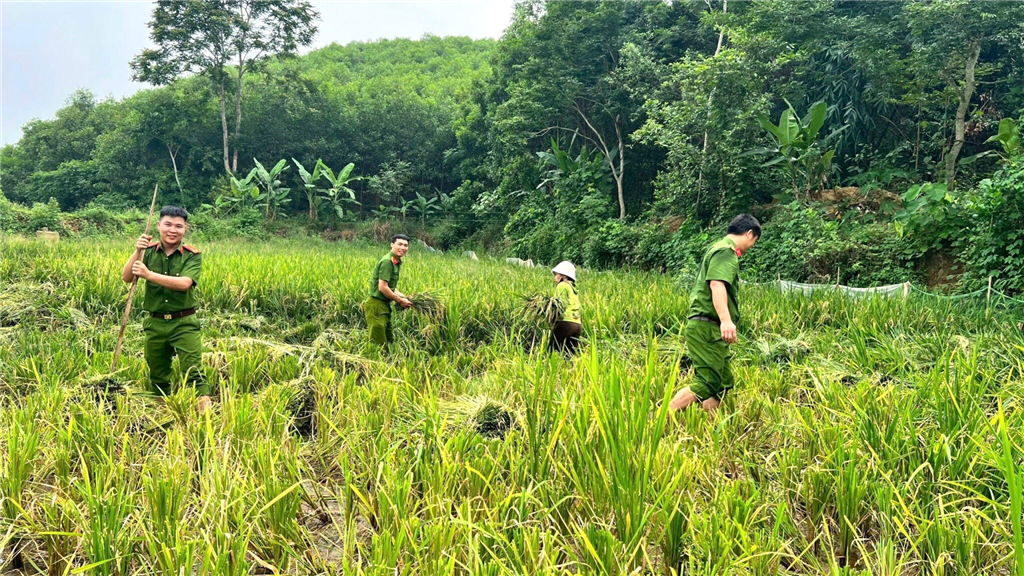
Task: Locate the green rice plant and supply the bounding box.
[248,437,304,570]
[142,431,196,576]
[870,537,906,576]
[0,404,40,527]
[49,432,78,497]
[658,498,690,576]
[988,402,1024,576]
[577,524,623,575]
[78,457,136,576]
[36,491,80,576]
[561,345,680,571]
[798,463,835,550]
[198,444,252,576]
[0,403,41,571]
[834,445,869,566]
[255,379,308,438]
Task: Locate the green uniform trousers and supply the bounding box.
[363,297,393,345]
[143,315,208,397]
[685,319,735,401]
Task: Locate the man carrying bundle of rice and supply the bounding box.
[668,214,761,414]
[550,261,582,354]
[363,234,413,348]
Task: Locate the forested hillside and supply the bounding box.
[1,35,494,213]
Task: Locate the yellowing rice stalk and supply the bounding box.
[1,235,1023,575]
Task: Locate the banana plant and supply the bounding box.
[537,137,612,198]
[317,160,362,221]
[986,117,1022,161]
[370,205,396,220]
[745,100,845,198]
[397,200,412,222]
[410,191,442,227]
[253,158,290,221]
[292,158,323,222]
[201,194,235,217]
[204,169,260,215]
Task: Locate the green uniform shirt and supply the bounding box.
[369,252,402,302]
[687,237,740,323]
[142,243,202,313]
[554,281,582,324]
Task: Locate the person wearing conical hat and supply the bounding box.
[550,260,582,354]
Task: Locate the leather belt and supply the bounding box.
[688,315,721,326]
[151,308,196,320]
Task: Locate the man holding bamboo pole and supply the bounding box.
[120,205,208,411]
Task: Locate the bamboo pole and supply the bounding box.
[987,276,993,314]
[111,185,159,371]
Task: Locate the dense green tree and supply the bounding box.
[131,0,319,174]
[448,0,712,259]
[903,1,1024,188]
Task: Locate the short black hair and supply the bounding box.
[392,234,410,243]
[159,205,189,222]
[727,214,761,238]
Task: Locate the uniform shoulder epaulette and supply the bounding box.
[147,241,160,249]
[183,244,201,254]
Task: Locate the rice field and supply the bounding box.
[2,235,1023,576]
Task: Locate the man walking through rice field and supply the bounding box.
[363,234,413,347]
[668,214,761,414]
[121,205,209,412]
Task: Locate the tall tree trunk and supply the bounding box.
[945,40,980,189]
[167,142,185,204]
[614,120,626,220]
[576,103,627,219]
[218,82,231,174]
[697,0,727,213]
[232,67,244,174]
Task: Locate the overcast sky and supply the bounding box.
[0,0,516,146]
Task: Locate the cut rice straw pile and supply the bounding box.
[440,395,518,439]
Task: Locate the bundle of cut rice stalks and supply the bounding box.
[440,395,519,439]
[80,370,131,405]
[522,294,563,326]
[259,377,317,436]
[404,291,447,320]
[752,334,812,363]
[206,313,269,334]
